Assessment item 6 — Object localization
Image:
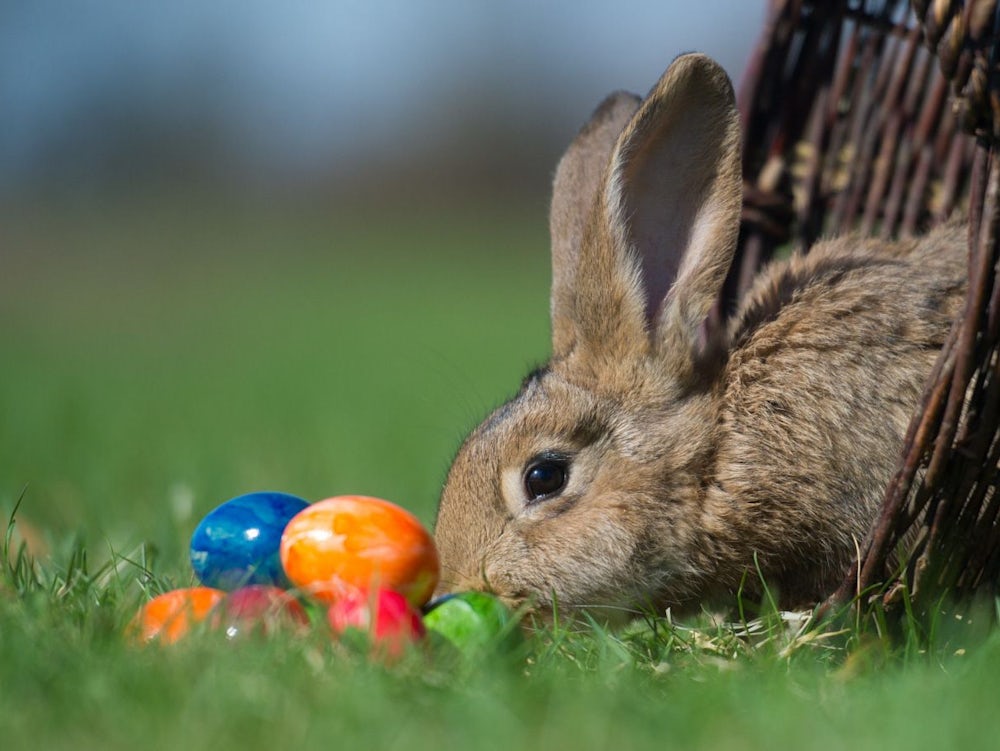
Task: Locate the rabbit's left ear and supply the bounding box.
[607,54,743,370]
[550,91,642,358]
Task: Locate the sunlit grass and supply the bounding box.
[3,515,998,751]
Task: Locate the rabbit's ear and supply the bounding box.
[550,91,641,358]
[552,54,742,376]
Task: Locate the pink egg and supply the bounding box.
[327,588,425,659]
[213,585,310,638]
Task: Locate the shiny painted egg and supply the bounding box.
[327,588,425,658]
[190,491,309,590]
[213,585,310,639]
[130,586,226,644]
[422,591,518,652]
[280,495,439,606]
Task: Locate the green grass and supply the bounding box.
[2,197,999,751]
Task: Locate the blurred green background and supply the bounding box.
[1,200,551,565]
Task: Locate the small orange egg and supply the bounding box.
[130,586,226,644]
[279,495,439,607]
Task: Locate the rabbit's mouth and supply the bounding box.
[475,576,650,628]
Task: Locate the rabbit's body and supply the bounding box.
[433,54,967,619]
[703,227,965,607]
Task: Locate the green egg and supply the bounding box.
[422,592,519,652]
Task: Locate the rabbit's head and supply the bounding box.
[434,54,743,619]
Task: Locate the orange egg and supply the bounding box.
[279,495,439,607]
[130,586,226,644]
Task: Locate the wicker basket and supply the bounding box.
[734,0,1000,614]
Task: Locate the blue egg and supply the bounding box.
[190,491,310,590]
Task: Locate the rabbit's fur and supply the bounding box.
[433,54,967,619]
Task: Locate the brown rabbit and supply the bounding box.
[433,53,967,620]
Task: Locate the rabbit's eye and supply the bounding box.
[524,456,569,502]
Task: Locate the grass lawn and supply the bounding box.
[2,197,998,751]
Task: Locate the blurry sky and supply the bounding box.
[1,1,764,199]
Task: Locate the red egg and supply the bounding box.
[213,585,310,638]
[130,587,226,644]
[327,588,425,658]
[280,495,439,607]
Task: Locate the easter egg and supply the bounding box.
[327,588,425,658]
[190,491,309,590]
[422,591,518,652]
[130,586,226,644]
[280,495,439,607]
[212,585,310,639]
